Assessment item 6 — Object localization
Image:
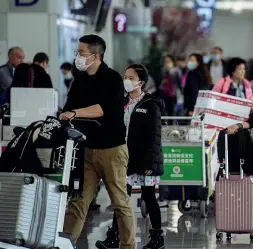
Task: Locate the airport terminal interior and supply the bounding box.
[2,0,253,249]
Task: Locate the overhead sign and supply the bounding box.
[194,0,216,33]
[10,0,47,12]
[113,11,127,33]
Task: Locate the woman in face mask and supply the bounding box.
[212,57,253,109]
[184,53,212,116]
[159,55,182,119]
[96,64,165,249]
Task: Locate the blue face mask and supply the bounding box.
[203,56,210,64]
[187,61,196,70]
[211,54,220,62]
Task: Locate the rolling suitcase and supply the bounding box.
[0,173,61,248]
[215,132,253,242]
[0,123,85,249]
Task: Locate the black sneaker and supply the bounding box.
[142,229,164,249]
[95,227,119,249]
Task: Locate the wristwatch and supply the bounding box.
[237,123,243,129]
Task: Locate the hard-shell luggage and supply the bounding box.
[215,132,253,242]
[0,173,61,248]
[0,119,86,249]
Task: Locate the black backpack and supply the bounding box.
[217,129,253,175]
[0,116,69,174]
[0,121,44,174]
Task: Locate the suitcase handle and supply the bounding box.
[216,131,244,181]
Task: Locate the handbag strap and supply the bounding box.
[28,65,34,88]
[221,77,226,93]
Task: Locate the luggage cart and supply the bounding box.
[158,115,214,218]
[0,122,85,249]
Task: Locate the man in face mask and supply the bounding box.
[207,46,227,85]
[60,34,135,248]
[60,62,73,90]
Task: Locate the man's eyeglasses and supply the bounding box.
[74,50,92,57]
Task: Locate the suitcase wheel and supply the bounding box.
[250,234,253,242]
[14,239,25,246]
[178,200,192,214]
[24,176,34,185]
[226,232,232,241]
[199,201,208,218]
[216,232,223,241]
[59,185,68,192]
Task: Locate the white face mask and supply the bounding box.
[123,79,141,93]
[64,73,72,80]
[75,54,94,71]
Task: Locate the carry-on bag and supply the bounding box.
[215,131,253,242]
[0,173,62,248]
[0,120,86,249]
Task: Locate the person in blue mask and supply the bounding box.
[184,53,212,116]
[207,46,227,85]
[202,52,210,64]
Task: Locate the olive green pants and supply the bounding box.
[64,145,136,249]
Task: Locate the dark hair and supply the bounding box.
[213,46,223,54]
[60,62,72,71]
[227,57,246,77]
[190,53,212,85]
[79,34,106,60]
[126,64,149,85]
[8,47,22,56]
[12,63,52,88]
[33,52,49,64]
[163,54,175,64]
[176,55,186,61]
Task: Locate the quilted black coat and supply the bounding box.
[126,93,165,176]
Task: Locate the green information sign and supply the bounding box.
[161,146,203,181]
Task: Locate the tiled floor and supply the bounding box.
[76,186,253,249]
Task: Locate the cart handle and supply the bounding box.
[67,128,86,141]
[69,117,101,126]
[161,114,205,121]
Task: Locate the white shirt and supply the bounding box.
[210,62,223,85]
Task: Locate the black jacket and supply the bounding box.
[12,63,53,88]
[126,93,165,176]
[63,62,126,149]
[184,68,209,113]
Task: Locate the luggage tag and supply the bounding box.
[74,180,80,190]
